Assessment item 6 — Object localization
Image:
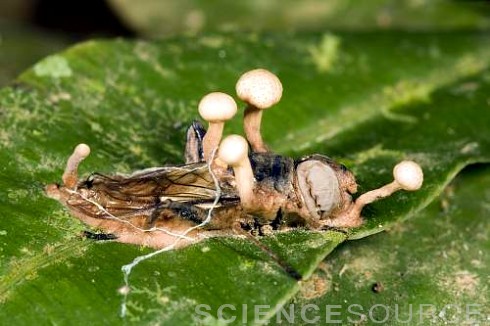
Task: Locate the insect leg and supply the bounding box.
[320,225,348,234]
[145,200,205,229]
[82,230,118,241]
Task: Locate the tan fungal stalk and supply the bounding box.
[198,92,238,161]
[349,160,424,218]
[218,135,255,209]
[236,68,282,153]
[61,143,91,189]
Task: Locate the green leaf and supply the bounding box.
[283,165,490,325]
[1,31,490,324]
[107,0,490,37]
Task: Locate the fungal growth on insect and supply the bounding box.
[336,160,424,227]
[236,68,283,153]
[198,92,238,161]
[46,67,425,251]
[355,160,423,208]
[53,143,90,191]
[44,67,427,318]
[217,134,255,210]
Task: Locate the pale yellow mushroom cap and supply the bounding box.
[236,68,283,109]
[393,161,424,191]
[218,135,249,166]
[198,92,238,122]
[74,143,91,158]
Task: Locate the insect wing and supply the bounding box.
[88,163,236,206]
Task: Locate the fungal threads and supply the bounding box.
[119,150,223,318]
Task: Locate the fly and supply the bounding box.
[45,68,424,278]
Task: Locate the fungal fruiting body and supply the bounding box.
[217,135,255,210]
[198,92,237,161]
[236,68,283,153]
[46,68,424,249]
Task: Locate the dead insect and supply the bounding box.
[46,68,423,253]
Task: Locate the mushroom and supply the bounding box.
[236,68,283,153]
[218,135,255,209]
[62,143,91,189]
[198,92,238,161]
[349,160,424,217]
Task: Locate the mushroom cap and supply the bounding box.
[218,135,249,166]
[198,92,238,122]
[393,160,424,191]
[74,143,91,158]
[236,68,283,109]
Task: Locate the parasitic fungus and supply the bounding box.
[218,135,255,209]
[62,143,91,189]
[198,92,238,161]
[236,68,282,153]
[349,160,424,218]
[392,160,424,191]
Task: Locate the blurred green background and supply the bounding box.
[0,0,132,86]
[1,0,490,86]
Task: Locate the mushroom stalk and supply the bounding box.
[218,135,255,210]
[62,143,91,189]
[202,121,224,161]
[243,106,267,153]
[348,181,400,218]
[348,160,424,219]
[198,92,238,162]
[231,154,254,209]
[236,68,282,153]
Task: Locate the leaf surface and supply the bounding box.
[0,32,489,324]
